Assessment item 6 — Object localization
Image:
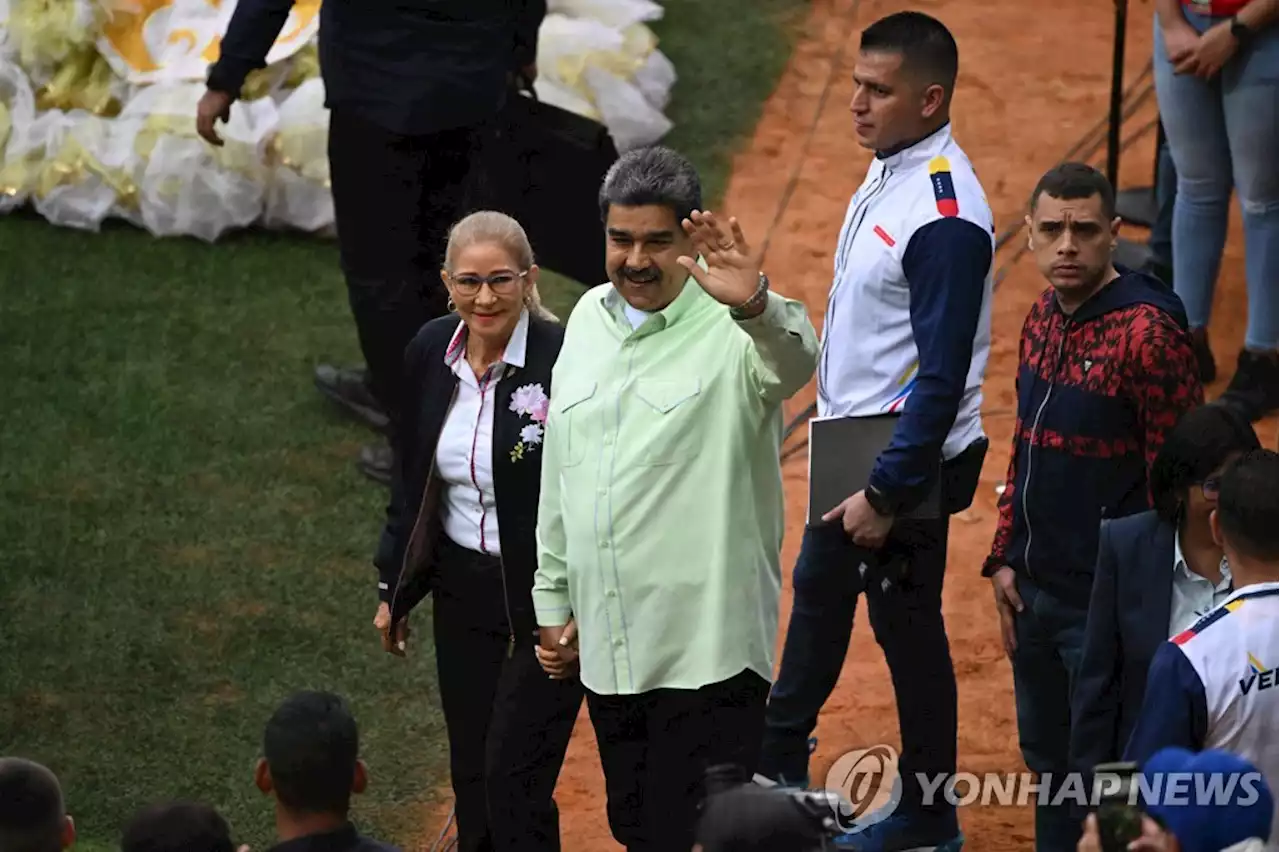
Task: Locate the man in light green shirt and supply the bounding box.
[531,146,819,852]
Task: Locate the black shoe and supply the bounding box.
[1190,327,1216,385]
[315,364,389,433]
[357,442,393,485]
[1219,349,1279,423]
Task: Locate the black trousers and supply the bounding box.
[432,537,583,852]
[327,108,482,433]
[585,668,770,852]
[758,518,956,814]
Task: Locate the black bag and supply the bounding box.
[468,78,619,288]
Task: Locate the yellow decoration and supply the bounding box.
[0,102,11,156]
[8,0,102,78]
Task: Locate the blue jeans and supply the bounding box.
[1010,575,1088,852]
[759,519,957,815]
[1153,10,1279,351]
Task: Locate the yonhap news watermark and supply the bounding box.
[820,745,1270,834]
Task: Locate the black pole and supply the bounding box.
[1107,0,1127,188]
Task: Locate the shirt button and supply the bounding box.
[604,434,614,445]
[598,488,607,498]
[606,589,617,598]
[599,539,608,548]
[614,638,624,647]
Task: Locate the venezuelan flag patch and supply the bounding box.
[929,155,959,217]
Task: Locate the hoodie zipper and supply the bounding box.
[819,166,893,410]
[1020,312,1072,583]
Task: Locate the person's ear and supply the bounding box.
[1111,215,1122,249]
[254,758,273,795]
[1210,508,1224,548]
[61,814,76,849]
[526,263,540,289]
[921,83,945,118]
[352,759,368,796]
[440,269,452,289]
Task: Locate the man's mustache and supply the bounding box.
[619,267,660,282]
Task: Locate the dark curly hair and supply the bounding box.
[1150,402,1261,525]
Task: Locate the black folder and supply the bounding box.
[806,414,942,527]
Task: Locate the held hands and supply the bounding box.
[374,601,410,658]
[1164,20,1237,79]
[1077,813,1175,852]
[676,210,764,314]
[823,490,894,549]
[536,619,579,680]
[989,566,1023,660]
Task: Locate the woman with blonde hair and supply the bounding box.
[372,211,581,852]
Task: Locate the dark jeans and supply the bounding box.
[758,519,956,815]
[1150,128,1176,271]
[1010,574,1089,852]
[585,668,770,852]
[432,537,583,852]
[327,108,482,433]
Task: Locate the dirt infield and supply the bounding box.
[422,0,1278,847]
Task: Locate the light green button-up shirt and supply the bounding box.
[532,273,820,695]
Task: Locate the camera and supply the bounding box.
[1092,761,1146,852]
[696,764,849,851]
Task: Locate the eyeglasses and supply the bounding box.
[1200,476,1221,500]
[447,270,528,296]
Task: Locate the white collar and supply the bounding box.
[1173,527,1232,590]
[443,307,530,372]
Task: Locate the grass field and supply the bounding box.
[0,2,808,848]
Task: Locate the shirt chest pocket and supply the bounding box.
[628,377,703,466]
[552,381,598,468]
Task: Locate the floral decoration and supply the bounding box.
[509,383,549,462]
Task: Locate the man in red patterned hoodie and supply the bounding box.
[982,162,1203,852]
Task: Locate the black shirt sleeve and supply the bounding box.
[205,0,295,98]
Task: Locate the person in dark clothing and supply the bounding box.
[1069,402,1260,780]
[254,691,399,852]
[121,801,244,852]
[0,758,76,852]
[196,0,547,484]
[983,162,1203,852]
[376,212,581,852]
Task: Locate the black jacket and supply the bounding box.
[266,823,399,852]
[1069,510,1179,773]
[208,0,546,136]
[375,313,565,637]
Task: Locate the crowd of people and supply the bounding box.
[4,1,1277,852]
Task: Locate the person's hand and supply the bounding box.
[677,210,764,313]
[1078,813,1103,852]
[374,601,410,657]
[822,490,894,549]
[1161,21,1202,69]
[536,620,579,679]
[990,566,1023,659]
[1181,19,1240,79]
[196,88,233,147]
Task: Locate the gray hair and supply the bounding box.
[0,758,66,852]
[443,210,558,323]
[597,145,702,225]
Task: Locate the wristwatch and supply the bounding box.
[1230,15,1252,42]
[864,483,895,517]
[730,272,770,320]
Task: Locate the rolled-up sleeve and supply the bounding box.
[736,291,820,405]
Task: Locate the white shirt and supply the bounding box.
[434,309,530,556]
[1126,581,1280,849]
[622,303,651,330]
[817,123,994,462]
[1169,529,1233,637]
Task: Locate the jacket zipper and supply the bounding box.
[390,384,459,624]
[819,167,893,410]
[1020,313,1072,583]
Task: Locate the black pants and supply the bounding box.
[327,108,482,433]
[432,537,583,852]
[758,518,956,814]
[585,668,770,852]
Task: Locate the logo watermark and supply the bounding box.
[820,745,1269,834]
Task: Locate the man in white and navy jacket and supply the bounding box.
[757,12,992,851]
[1124,449,1279,850]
